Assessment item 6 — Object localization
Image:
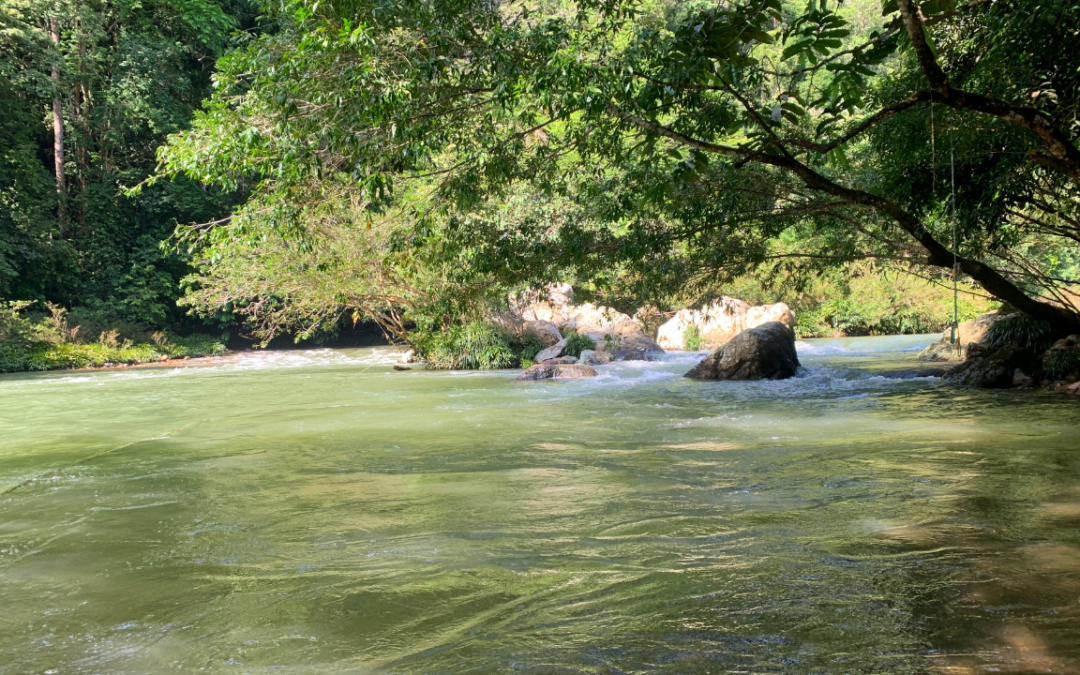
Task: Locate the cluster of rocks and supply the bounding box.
[508,285,803,381]
[656,296,796,350]
[504,284,666,380]
[918,310,1080,394]
[944,332,1080,394]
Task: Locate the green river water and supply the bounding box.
[1,335,1079,674]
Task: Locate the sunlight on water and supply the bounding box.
[1,335,1079,674]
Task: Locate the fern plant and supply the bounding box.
[982,312,1054,352]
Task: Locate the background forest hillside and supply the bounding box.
[0,0,257,339]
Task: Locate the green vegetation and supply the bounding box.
[0,301,224,372]
[722,263,996,338]
[983,312,1055,354]
[1042,350,1080,381]
[3,0,1080,370]
[411,321,520,371]
[148,0,1079,345]
[562,333,597,359]
[683,326,705,351]
[0,0,256,362]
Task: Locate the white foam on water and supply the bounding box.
[797,333,939,356]
[0,347,410,390]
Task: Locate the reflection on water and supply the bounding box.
[1,335,1078,673]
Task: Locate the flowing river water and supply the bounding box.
[1,335,1079,674]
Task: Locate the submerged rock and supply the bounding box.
[516,363,597,380]
[657,297,795,350]
[684,322,800,381]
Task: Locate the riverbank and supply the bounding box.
[0,333,227,373]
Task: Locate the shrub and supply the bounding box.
[982,312,1054,352]
[562,332,596,358]
[683,324,704,351]
[1042,350,1080,380]
[518,335,545,364]
[168,333,228,358]
[414,321,519,370]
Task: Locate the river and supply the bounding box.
[1,335,1078,674]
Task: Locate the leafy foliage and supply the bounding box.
[1041,350,1080,381]
[151,0,1080,338]
[683,325,704,351]
[0,0,258,326]
[562,332,596,359]
[983,312,1055,353]
[413,321,520,371]
[0,300,224,372]
[518,335,546,367]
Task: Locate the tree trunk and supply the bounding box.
[50,16,66,235]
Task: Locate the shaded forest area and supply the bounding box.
[0,0,258,333]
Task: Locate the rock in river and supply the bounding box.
[523,320,563,347]
[684,321,800,381]
[943,342,1041,389]
[516,363,598,381]
[533,337,568,363]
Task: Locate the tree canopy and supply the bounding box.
[155,0,1080,337]
[0,0,257,326]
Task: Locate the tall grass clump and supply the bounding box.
[982,312,1054,352]
[562,332,596,358]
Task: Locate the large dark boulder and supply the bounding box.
[684,322,800,380]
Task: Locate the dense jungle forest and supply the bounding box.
[0,0,1078,371]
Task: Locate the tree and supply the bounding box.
[0,0,257,323]
[157,0,1080,335]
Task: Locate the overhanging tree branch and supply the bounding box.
[895,0,1080,180]
[608,102,1080,333]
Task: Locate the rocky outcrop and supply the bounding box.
[511,283,633,333]
[523,320,563,347]
[579,320,664,360]
[938,309,1080,391]
[657,297,795,351]
[516,363,598,380]
[684,322,800,381]
[942,342,1042,388]
[511,285,662,359]
[578,349,612,365]
[918,312,1002,362]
